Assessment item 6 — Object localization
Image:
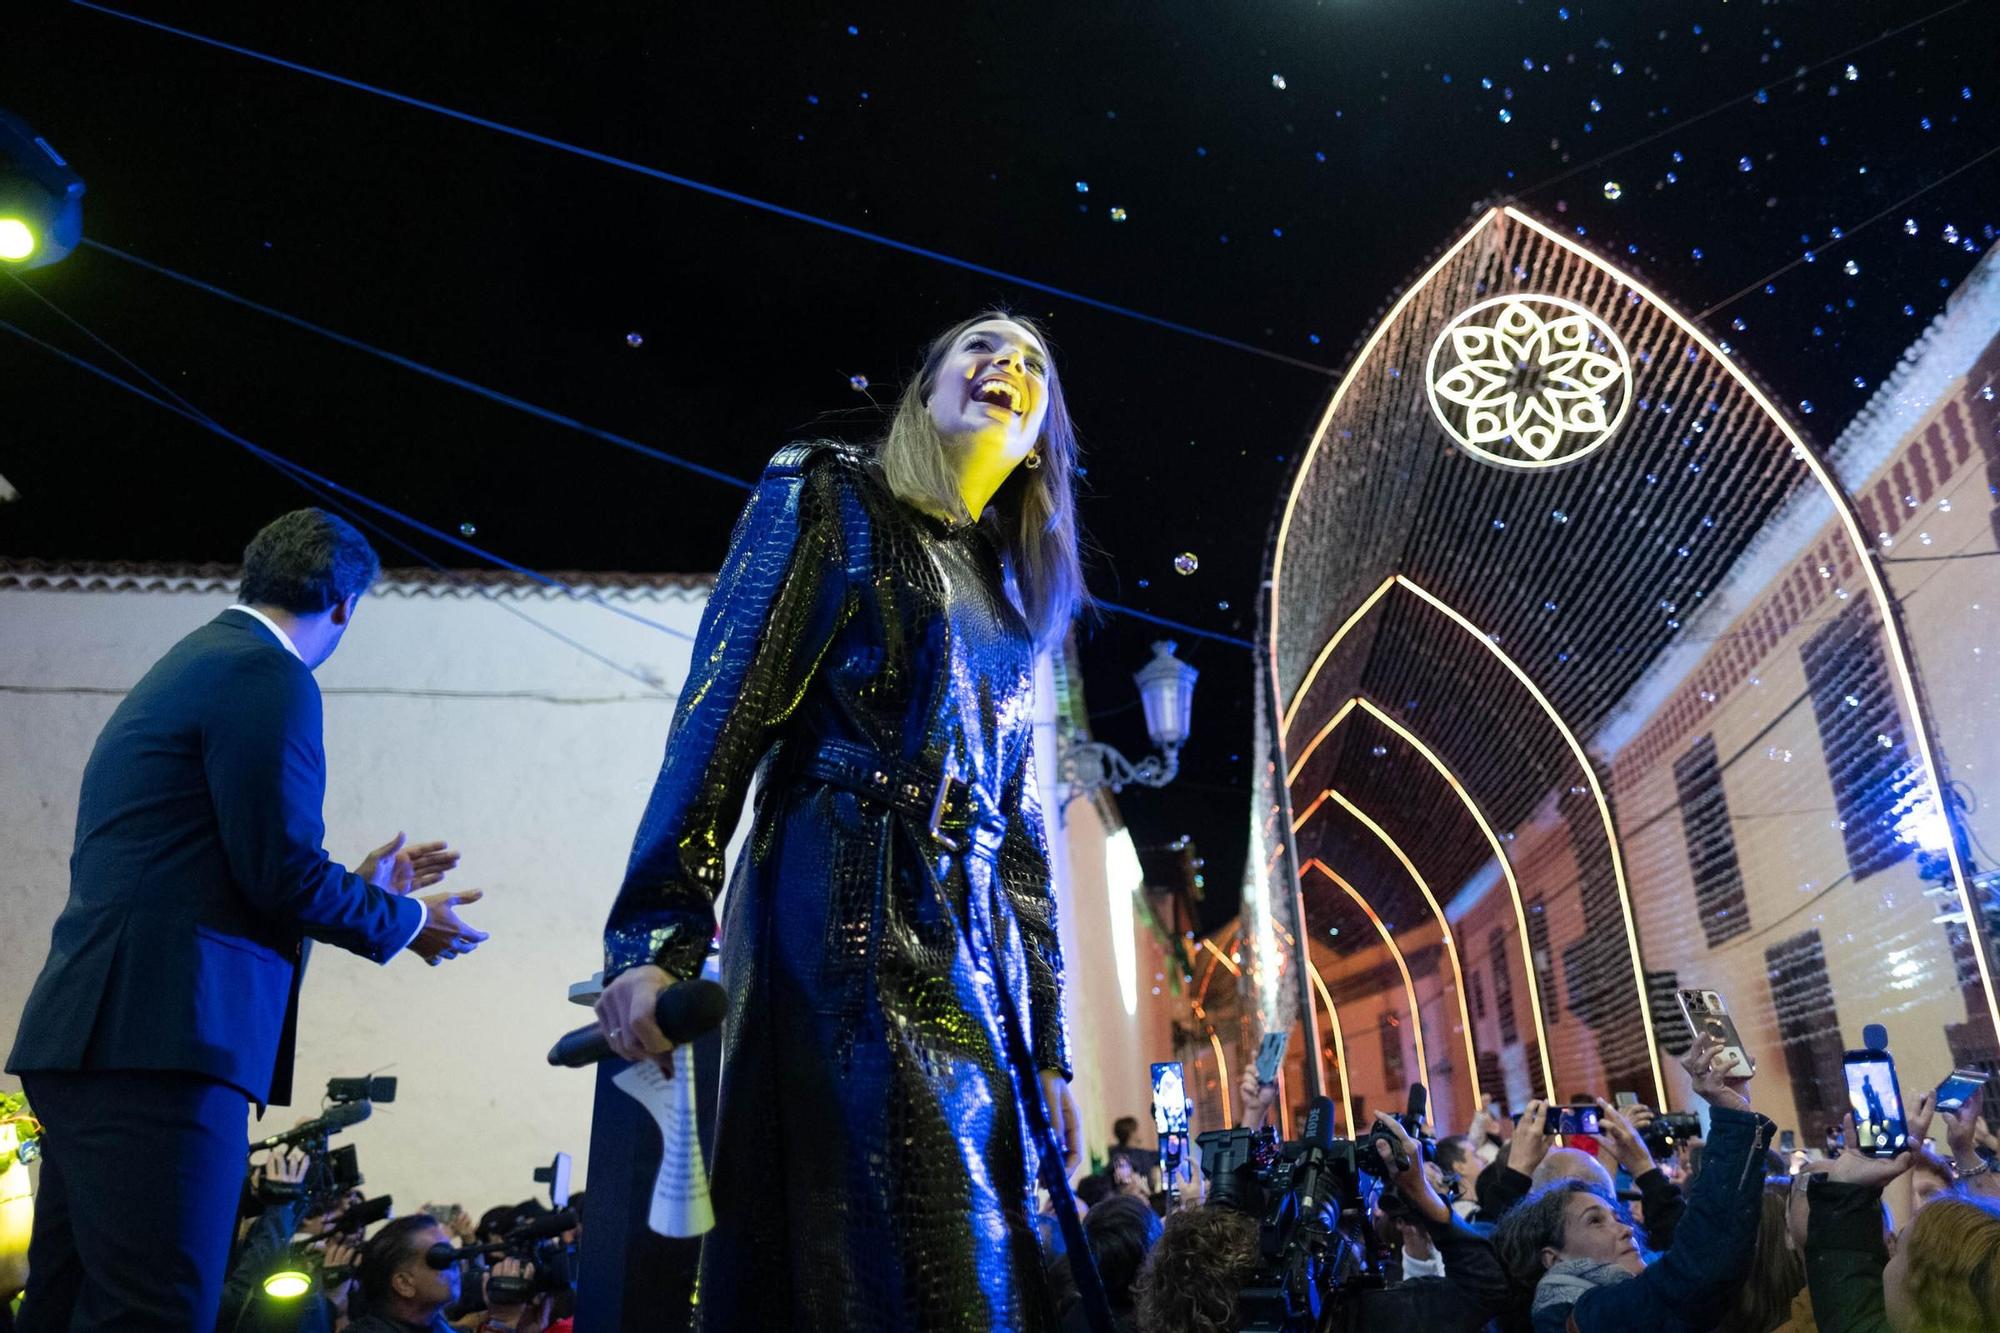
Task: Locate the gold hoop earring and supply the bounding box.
[1024,449,1043,471]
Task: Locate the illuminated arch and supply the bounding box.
[1303,859,1433,1105]
[1308,788,1482,1111]
[1284,575,1651,1098]
[1270,204,2000,1105]
[1350,697,1556,1100]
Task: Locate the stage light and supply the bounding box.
[262,1268,314,1299]
[0,109,86,271]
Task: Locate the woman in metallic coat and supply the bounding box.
[594,313,1087,1330]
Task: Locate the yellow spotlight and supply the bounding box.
[0,219,34,262]
[262,1269,314,1300]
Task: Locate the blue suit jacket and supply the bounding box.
[6,610,422,1107]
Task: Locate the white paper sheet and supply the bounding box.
[611,1045,714,1238]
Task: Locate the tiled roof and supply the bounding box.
[0,560,712,600]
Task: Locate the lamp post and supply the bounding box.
[1057,640,1197,811]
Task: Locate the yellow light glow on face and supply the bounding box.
[1304,859,1431,1101]
[1326,788,1483,1111]
[1306,960,1355,1136]
[1105,828,1144,1016]
[0,219,35,262]
[262,1270,313,1299]
[1501,204,2000,1048]
[1354,698,1556,1100]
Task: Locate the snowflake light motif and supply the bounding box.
[1425,295,1633,469]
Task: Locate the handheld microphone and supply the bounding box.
[546,978,728,1067]
[250,1099,371,1153]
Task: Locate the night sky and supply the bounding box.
[2,1,1993,928]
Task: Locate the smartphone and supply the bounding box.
[1844,1048,1911,1158]
[1255,1031,1291,1086]
[1544,1104,1601,1136]
[1779,1129,1796,1154]
[1936,1069,1987,1113]
[1675,989,1756,1078]
[1614,1091,1639,1110]
[1151,1061,1189,1136]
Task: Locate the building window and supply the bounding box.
[1766,929,1848,1144]
[1801,602,1921,881]
[1471,967,1488,1021]
[1488,928,1519,1045]
[1527,900,1559,1024]
[1675,735,1751,947]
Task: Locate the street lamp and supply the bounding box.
[1058,640,1198,810]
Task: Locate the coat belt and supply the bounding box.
[793,739,1006,857]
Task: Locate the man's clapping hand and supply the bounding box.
[407,888,489,965]
[359,832,462,895]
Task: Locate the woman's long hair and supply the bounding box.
[1904,1194,2000,1332]
[1717,1178,1804,1333]
[876,310,1088,649]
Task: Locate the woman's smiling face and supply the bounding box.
[924,317,1051,457]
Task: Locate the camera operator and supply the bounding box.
[1491,1033,1774,1332]
[346,1214,458,1333]
[1132,1109,1508,1332]
[219,1147,323,1330]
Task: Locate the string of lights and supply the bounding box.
[65,0,1338,379]
[76,239,1254,651]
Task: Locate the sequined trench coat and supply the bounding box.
[604,441,1071,1331]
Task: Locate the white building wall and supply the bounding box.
[0,566,1152,1215]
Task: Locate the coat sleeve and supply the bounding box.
[1804,1178,1895,1333]
[998,712,1072,1080]
[604,445,851,983]
[202,653,422,963]
[1633,1166,1686,1252]
[1571,1106,1774,1332]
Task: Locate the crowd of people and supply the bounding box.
[1038,1033,2000,1333]
[204,1146,581,1333]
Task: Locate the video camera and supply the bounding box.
[1641,1111,1703,1159]
[247,1074,394,1214]
[427,1154,580,1305]
[1197,1097,1386,1333]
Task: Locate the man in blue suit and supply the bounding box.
[5,508,490,1329]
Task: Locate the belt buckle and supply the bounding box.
[927,773,968,853]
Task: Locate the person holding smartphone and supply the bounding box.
[1492,1033,1777,1332]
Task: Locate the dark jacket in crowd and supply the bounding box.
[1532,1106,1776,1333]
[217,1194,330,1333]
[1801,1177,1889,1333]
[341,1313,454,1333]
[1330,1208,1513,1333]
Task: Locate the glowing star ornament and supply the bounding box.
[1425,295,1633,469]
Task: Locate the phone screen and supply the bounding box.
[1152,1062,1189,1136]
[1779,1129,1796,1153]
[1844,1051,1909,1158]
[1936,1070,1985,1113]
[1545,1105,1601,1136]
[1677,989,1755,1077]
[1255,1032,1291,1085]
